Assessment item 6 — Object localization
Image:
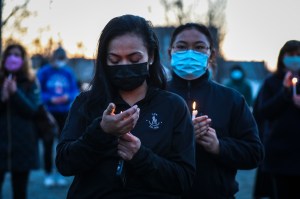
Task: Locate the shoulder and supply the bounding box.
[63,65,76,73]
[211,80,245,103]
[72,91,88,106]
[38,64,52,73]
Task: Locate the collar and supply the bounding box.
[113,86,159,109]
[170,70,210,89]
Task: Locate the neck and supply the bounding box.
[119,81,147,106]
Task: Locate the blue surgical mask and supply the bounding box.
[171,50,209,80]
[283,56,300,72]
[231,70,243,80]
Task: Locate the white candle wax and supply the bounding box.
[192,101,198,120]
[292,77,298,96]
[192,110,198,120]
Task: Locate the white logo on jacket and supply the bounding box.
[146,113,162,129]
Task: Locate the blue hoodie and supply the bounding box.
[37,64,79,113]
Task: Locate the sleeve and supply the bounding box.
[10,80,41,117]
[215,96,265,169]
[126,97,196,194]
[37,68,53,103]
[55,94,116,176]
[259,78,291,120]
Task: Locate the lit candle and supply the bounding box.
[192,101,198,120]
[292,77,298,96]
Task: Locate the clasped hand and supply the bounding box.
[283,71,300,108]
[193,115,220,155]
[100,103,141,160]
[1,76,17,102]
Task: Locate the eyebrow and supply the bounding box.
[175,40,209,45]
[108,51,144,57]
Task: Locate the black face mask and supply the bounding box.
[107,62,149,91]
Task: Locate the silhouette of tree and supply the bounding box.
[0,0,34,53]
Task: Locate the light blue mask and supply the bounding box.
[283,56,300,72]
[231,70,243,80]
[171,50,209,80]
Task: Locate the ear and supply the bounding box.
[167,47,172,60]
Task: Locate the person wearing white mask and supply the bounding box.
[167,23,264,199]
[37,46,79,188]
[256,40,300,199]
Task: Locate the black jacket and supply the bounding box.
[0,79,40,171]
[167,72,264,199]
[56,87,196,199]
[259,72,300,175]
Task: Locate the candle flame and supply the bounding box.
[292,77,298,85]
[192,101,196,110]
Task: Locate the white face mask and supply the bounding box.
[55,61,66,68]
[283,56,300,72]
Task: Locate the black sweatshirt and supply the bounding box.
[55,87,196,199]
[259,72,300,175]
[167,71,264,199]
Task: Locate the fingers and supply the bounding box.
[104,103,116,115]
[116,105,138,121]
[117,133,141,160]
[119,132,136,142]
[195,127,215,141]
[194,116,211,137]
[101,104,140,136]
[283,71,293,87]
[193,115,208,124]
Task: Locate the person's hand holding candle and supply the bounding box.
[192,101,198,120]
[292,77,298,96]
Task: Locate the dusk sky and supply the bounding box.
[3,0,300,71]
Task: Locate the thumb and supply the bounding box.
[120,132,135,141]
[105,103,116,115]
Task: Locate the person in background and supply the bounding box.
[252,86,276,199]
[167,23,264,199]
[37,46,79,187]
[55,14,196,199]
[0,44,40,199]
[257,40,300,199]
[224,64,253,108]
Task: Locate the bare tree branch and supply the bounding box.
[1,0,29,27]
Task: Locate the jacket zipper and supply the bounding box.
[7,100,12,171]
[187,81,191,101]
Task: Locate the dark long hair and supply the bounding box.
[0,44,34,84]
[276,40,300,75]
[169,23,216,64]
[86,14,166,112]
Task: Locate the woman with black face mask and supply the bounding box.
[55,14,196,199]
[167,23,264,199]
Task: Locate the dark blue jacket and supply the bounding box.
[259,72,300,175]
[56,87,196,199]
[0,78,40,171]
[167,71,264,199]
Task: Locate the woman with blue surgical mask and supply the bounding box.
[167,23,264,199]
[255,40,300,199]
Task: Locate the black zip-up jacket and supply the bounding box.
[56,87,196,199]
[259,72,300,175]
[0,79,40,171]
[167,71,264,199]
